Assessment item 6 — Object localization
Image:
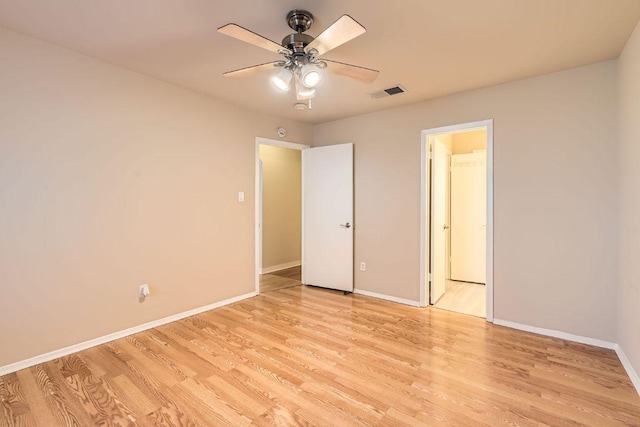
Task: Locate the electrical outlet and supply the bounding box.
[139,284,150,298]
[360,262,366,271]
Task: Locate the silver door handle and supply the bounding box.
[340,222,351,229]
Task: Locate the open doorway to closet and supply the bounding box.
[255,137,308,294]
[420,120,494,321]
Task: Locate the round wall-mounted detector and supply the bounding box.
[276,127,287,138]
[294,103,308,111]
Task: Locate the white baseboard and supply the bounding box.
[259,260,301,275]
[615,345,640,395]
[492,319,640,396]
[0,291,257,376]
[493,319,617,349]
[353,289,422,307]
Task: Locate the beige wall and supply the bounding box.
[452,129,487,154]
[617,22,640,382]
[259,145,301,269]
[0,28,312,367]
[314,61,618,342]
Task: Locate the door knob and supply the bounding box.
[443,225,449,230]
[340,222,351,229]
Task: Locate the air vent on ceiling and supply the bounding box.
[370,85,407,99]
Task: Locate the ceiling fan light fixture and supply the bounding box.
[300,64,321,88]
[272,67,293,91]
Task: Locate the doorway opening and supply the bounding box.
[419,120,494,321]
[255,137,309,294]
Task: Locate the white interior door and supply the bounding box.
[450,151,486,283]
[302,143,353,292]
[430,139,448,304]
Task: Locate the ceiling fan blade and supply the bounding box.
[218,23,286,54]
[324,60,379,84]
[306,15,366,57]
[223,61,282,78]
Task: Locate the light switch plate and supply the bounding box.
[238,191,245,202]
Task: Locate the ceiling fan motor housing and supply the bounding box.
[281,33,313,53]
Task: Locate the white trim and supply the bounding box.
[486,122,494,322]
[258,158,263,274]
[353,289,422,307]
[615,345,640,395]
[420,120,494,321]
[419,134,428,307]
[255,137,309,295]
[493,318,617,349]
[0,292,256,376]
[259,260,301,275]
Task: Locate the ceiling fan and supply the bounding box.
[218,10,379,106]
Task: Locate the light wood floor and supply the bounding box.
[260,265,302,293]
[2,285,640,426]
[434,280,486,318]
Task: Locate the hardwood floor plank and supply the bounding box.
[36,362,96,426]
[1,285,639,426]
[299,381,385,425]
[144,398,198,427]
[107,374,158,418]
[381,406,431,427]
[0,372,35,427]
[156,324,239,374]
[0,376,14,427]
[202,372,270,418]
[162,382,234,427]
[13,369,56,427]
[178,377,253,426]
[333,368,425,415]
[222,367,303,417]
[250,404,306,427]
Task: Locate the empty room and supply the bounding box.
[2,1,640,425]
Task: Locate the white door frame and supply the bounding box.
[255,137,310,295]
[419,120,494,322]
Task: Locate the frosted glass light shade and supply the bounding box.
[272,68,293,91]
[301,64,321,88]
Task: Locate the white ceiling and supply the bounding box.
[1,0,639,124]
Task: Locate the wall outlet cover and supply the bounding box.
[139,284,150,298]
